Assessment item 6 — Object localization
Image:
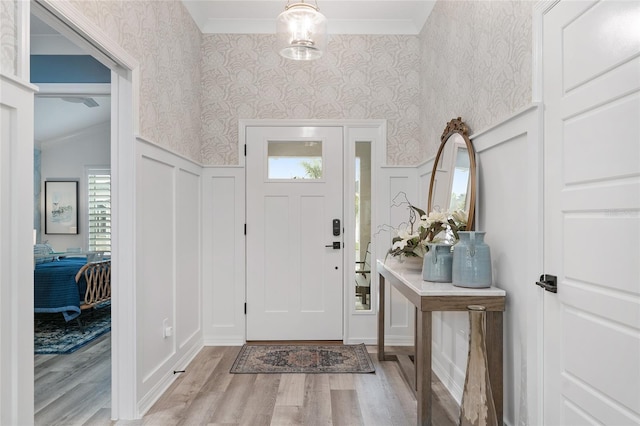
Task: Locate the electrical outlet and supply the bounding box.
[162,318,170,339]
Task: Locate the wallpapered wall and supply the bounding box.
[1,0,17,76]
[200,1,532,166]
[419,0,532,158]
[2,0,533,166]
[201,34,421,165]
[68,0,203,162]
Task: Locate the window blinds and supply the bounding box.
[87,170,111,253]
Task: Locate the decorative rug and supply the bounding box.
[230,343,375,374]
[34,304,111,354]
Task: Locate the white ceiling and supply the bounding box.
[182,0,436,35]
[31,15,111,143]
[34,96,110,143]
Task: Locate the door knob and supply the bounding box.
[325,242,341,249]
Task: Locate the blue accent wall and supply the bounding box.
[31,55,110,83]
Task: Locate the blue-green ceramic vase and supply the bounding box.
[452,231,492,288]
[422,243,453,282]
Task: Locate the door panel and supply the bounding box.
[543,1,640,424]
[299,195,328,312]
[263,195,292,312]
[246,126,343,340]
[562,0,640,91]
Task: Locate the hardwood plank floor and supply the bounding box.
[36,337,460,426]
[34,333,112,426]
[143,345,459,426]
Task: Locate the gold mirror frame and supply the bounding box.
[427,117,476,231]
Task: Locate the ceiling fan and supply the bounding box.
[60,96,99,108]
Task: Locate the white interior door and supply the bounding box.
[542,1,640,424]
[246,126,343,340]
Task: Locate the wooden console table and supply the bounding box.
[377,259,506,426]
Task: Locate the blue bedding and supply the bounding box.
[34,257,88,322]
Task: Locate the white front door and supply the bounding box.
[542,1,640,424]
[246,126,344,340]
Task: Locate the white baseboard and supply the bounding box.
[345,337,378,345]
[432,353,463,404]
[203,336,245,346]
[381,335,414,346]
[137,338,203,416]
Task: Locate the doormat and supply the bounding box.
[34,305,111,354]
[230,343,375,374]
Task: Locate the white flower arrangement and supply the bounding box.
[380,192,468,260]
[419,208,468,245]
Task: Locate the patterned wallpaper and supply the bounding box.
[1,0,17,76]
[2,0,532,166]
[419,0,533,159]
[201,34,421,165]
[68,0,203,162]
[200,0,532,166]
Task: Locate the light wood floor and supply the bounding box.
[35,336,459,426]
[35,333,112,426]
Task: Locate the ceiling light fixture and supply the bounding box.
[276,0,327,61]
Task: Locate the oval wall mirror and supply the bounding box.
[427,117,476,230]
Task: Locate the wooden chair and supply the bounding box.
[355,242,371,307]
[75,259,111,311]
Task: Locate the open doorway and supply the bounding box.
[31,13,112,424]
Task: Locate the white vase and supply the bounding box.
[400,255,423,271]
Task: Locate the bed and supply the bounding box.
[34,257,90,321]
[34,242,111,321]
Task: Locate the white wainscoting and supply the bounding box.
[374,166,420,345]
[473,105,542,425]
[417,159,433,210]
[0,73,38,426]
[420,106,542,423]
[135,140,203,414]
[202,166,246,346]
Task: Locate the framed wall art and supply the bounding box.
[45,180,79,234]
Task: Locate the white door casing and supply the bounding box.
[0,74,38,426]
[542,1,640,424]
[246,126,344,340]
[30,1,140,419]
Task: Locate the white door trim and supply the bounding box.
[30,1,140,420]
[239,119,387,167]
[530,2,556,424]
[0,71,39,426]
[240,119,386,343]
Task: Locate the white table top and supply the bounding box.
[377,258,506,297]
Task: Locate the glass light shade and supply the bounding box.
[276,3,327,60]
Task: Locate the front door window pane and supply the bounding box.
[268,140,322,179]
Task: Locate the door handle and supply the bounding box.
[325,242,341,249]
[535,274,557,293]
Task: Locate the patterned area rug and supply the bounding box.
[34,305,111,354]
[230,343,375,374]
